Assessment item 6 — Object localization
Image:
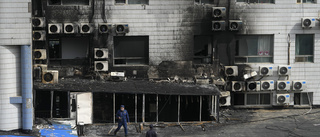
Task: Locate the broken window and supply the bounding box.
[48,0,90,5]
[115,0,149,5]
[194,35,213,64]
[195,0,214,4]
[158,95,178,122]
[48,39,61,59]
[114,36,149,66]
[93,93,114,123]
[295,34,314,62]
[297,0,316,3]
[237,0,275,3]
[235,35,274,63]
[180,96,200,121]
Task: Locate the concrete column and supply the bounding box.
[21,45,33,131]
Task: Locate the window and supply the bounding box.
[294,92,313,105]
[115,0,149,5]
[114,36,149,66]
[48,39,61,59]
[235,35,274,63]
[194,35,213,64]
[237,0,275,3]
[297,0,316,3]
[195,0,214,4]
[48,0,90,5]
[295,34,314,62]
[234,93,271,106]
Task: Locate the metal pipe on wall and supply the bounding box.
[21,45,33,132]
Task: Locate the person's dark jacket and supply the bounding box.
[146,129,157,137]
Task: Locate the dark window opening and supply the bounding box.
[35,90,52,118]
[237,0,275,3]
[195,0,214,4]
[48,0,90,5]
[260,93,271,105]
[194,35,213,64]
[158,95,178,122]
[201,96,213,121]
[93,93,113,123]
[52,91,69,118]
[114,36,149,66]
[297,0,316,3]
[180,96,200,121]
[247,94,259,105]
[115,94,142,122]
[49,39,61,59]
[116,0,149,4]
[295,34,314,62]
[234,93,245,105]
[145,94,157,122]
[294,92,313,105]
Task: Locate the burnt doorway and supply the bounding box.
[158,95,178,122]
[93,93,113,123]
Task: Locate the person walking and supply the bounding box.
[114,105,130,136]
[146,124,157,137]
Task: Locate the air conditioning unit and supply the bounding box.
[232,81,245,92]
[292,80,307,91]
[219,91,231,106]
[276,94,290,105]
[301,17,316,28]
[212,7,226,18]
[48,23,62,34]
[80,23,92,34]
[212,21,225,31]
[260,80,274,91]
[247,81,261,91]
[278,65,291,76]
[229,20,243,31]
[99,23,112,33]
[115,24,129,34]
[259,66,273,76]
[94,61,108,71]
[276,80,291,91]
[64,23,75,34]
[111,72,125,81]
[32,31,46,41]
[42,70,59,84]
[94,48,108,59]
[225,66,238,76]
[33,49,47,60]
[32,17,45,28]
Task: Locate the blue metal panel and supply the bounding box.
[10,96,22,104]
[21,45,33,131]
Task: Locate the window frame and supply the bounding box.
[235,34,274,64]
[295,34,314,63]
[297,0,316,4]
[194,0,214,5]
[115,0,149,5]
[193,35,213,64]
[47,0,91,6]
[234,92,272,106]
[113,36,149,67]
[236,0,275,4]
[294,92,313,106]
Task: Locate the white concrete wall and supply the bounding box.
[0,0,32,45]
[231,0,320,104]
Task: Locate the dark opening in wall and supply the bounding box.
[52,91,69,118]
[158,95,178,122]
[48,0,89,5]
[234,93,245,105]
[93,93,113,123]
[35,90,51,118]
[194,35,213,64]
[294,92,313,105]
[115,94,142,122]
[201,96,212,121]
[145,94,157,122]
[180,96,200,121]
[114,36,149,66]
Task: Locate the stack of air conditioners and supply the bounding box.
[212,7,242,31]
[32,17,58,84]
[94,48,109,72]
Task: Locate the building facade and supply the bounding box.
[0,0,320,131]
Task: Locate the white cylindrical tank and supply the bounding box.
[0,45,21,131]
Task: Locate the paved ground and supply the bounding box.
[1,108,320,137]
[84,108,320,137]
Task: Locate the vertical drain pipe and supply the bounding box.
[21,45,33,132]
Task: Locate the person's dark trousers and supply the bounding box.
[114,121,128,135]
